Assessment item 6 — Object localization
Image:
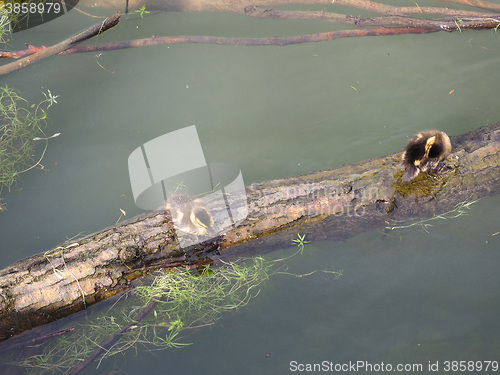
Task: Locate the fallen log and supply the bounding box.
[0,124,499,341]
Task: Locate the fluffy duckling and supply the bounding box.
[165,195,214,236]
[402,130,452,182]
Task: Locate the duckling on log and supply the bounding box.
[402,130,452,182]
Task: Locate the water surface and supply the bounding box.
[1,3,499,374]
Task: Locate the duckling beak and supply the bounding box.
[424,136,436,158]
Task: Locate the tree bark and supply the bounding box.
[0,124,499,341]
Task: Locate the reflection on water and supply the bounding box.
[0,5,499,374]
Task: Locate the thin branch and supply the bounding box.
[0,12,120,76]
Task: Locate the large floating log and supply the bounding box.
[0,124,499,341]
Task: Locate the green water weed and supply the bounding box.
[135,5,150,18]
[0,86,59,198]
[292,233,310,254]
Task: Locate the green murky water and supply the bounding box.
[1,3,499,374]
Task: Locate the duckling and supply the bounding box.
[402,130,452,182]
[165,195,214,236]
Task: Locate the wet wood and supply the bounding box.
[0,124,499,341]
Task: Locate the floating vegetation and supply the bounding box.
[0,5,11,44]
[10,257,272,374]
[292,232,310,254]
[7,253,341,374]
[385,198,477,233]
[134,5,151,18]
[0,86,59,207]
[135,257,272,328]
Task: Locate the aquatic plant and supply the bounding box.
[135,257,272,327]
[384,198,477,233]
[0,86,59,205]
[134,5,150,19]
[292,232,310,254]
[0,5,11,44]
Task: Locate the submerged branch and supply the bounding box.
[0,327,75,355]
[0,28,440,58]
[65,300,158,375]
[58,27,440,50]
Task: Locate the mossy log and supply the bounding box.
[0,124,499,341]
